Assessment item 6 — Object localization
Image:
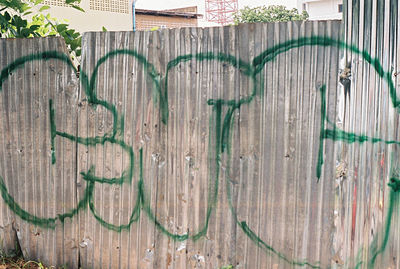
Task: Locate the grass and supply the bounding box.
[1,245,49,269]
[0,256,47,269]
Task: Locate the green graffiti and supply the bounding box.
[367,189,398,268]
[0,35,399,268]
[0,176,57,228]
[317,85,400,180]
[388,177,400,192]
[352,176,400,269]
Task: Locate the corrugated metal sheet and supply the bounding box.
[1,17,399,268]
[0,37,80,267]
[336,0,400,268]
[75,22,342,268]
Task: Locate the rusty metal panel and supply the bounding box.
[0,37,80,267]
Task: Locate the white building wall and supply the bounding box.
[41,0,133,33]
[298,0,343,20]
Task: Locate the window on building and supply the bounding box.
[90,0,129,14]
[42,0,75,7]
[338,4,343,13]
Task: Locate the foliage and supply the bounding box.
[0,0,83,59]
[234,5,309,24]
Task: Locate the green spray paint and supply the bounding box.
[316,85,400,180]
[0,50,156,231]
[367,188,398,268]
[352,176,400,269]
[0,35,399,268]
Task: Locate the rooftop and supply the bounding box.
[135,6,203,19]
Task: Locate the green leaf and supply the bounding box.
[21,4,31,12]
[29,24,40,30]
[71,5,84,12]
[70,42,78,50]
[61,31,74,41]
[4,0,29,12]
[72,32,80,38]
[9,27,17,36]
[12,15,27,28]
[56,23,68,32]
[21,28,32,37]
[4,11,11,21]
[66,0,80,4]
[102,26,107,32]
[0,14,7,23]
[0,0,83,60]
[39,5,50,12]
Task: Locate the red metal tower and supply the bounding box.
[205,0,238,25]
